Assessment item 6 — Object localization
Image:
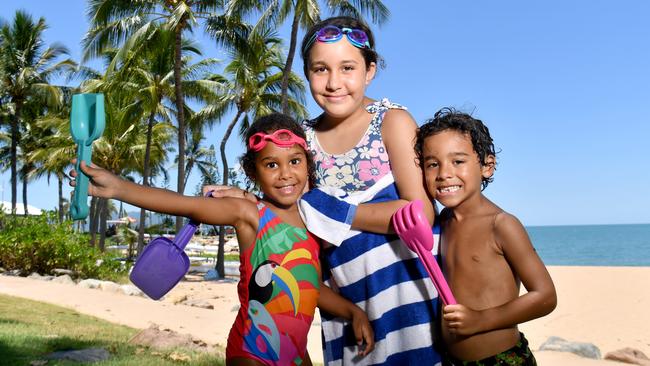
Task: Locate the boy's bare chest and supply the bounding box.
[442,219,503,270]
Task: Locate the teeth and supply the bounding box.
[438,185,460,193]
[279,185,294,193]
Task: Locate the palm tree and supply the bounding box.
[225,0,389,114]
[28,88,79,223]
[106,26,221,254]
[76,59,175,250]
[0,10,75,214]
[195,27,307,276]
[178,127,219,189]
[84,0,223,232]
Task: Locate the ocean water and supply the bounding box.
[526,223,650,266]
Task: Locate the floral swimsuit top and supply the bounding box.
[302,98,406,193]
[226,202,321,366]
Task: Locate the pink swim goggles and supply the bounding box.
[248,129,308,152]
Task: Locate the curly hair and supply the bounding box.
[415,108,497,189]
[240,113,316,190]
[300,16,383,77]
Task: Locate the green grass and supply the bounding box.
[0,294,225,366]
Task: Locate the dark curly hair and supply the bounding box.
[240,113,316,190]
[415,108,497,189]
[300,16,383,77]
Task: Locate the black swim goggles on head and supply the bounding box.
[303,25,372,51]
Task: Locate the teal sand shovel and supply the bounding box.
[70,93,105,220]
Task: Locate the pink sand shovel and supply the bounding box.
[392,200,457,305]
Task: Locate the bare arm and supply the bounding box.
[443,213,557,335]
[73,161,258,231]
[352,109,434,233]
[318,284,375,356]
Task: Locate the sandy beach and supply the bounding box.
[1,266,649,365]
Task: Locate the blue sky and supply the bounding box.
[1,1,649,226]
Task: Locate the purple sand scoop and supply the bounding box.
[129,192,214,300]
[129,220,199,300]
[392,200,457,306]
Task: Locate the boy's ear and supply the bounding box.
[482,155,496,179]
[365,62,377,85]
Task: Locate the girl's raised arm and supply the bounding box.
[73,161,258,231]
[351,109,434,233]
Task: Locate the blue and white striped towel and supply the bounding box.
[298,173,442,366]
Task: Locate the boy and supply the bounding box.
[414,108,557,365]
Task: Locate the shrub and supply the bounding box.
[0,212,128,281]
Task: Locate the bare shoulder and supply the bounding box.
[381,108,417,132]
[381,108,418,154]
[493,211,526,233]
[492,210,533,251]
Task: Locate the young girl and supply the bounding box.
[70,113,374,366]
[209,16,443,366]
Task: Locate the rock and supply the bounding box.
[7,269,22,276]
[78,279,103,289]
[27,272,53,281]
[51,274,75,285]
[182,299,214,309]
[45,347,111,362]
[128,324,215,352]
[539,336,601,359]
[0,267,5,273]
[605,348,650,365]
[28,272,43,280]
[52,268,74,276]
[121,284,144,297]
[99,281,123,294]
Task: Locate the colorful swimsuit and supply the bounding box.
[226,202,321,366]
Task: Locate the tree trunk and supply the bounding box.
[281,12,300,114]
[58,173,64,223]
[98,198,108,252]
[22,174,27,217]
[173,20,187,233]
[137,110,156,257]
[215,110,243,277]
[89,196,99,247]
[10,103,21,214]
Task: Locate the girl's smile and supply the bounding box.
[306,39,376,121]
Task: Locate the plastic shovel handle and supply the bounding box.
[393,200,457,306]
[171,191,215,250]
[70,94,105,220]
[413,241,457,306]
[71,142,92,219]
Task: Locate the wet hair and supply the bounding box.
[300,16,382,77]
[415,108,497,189]
[240,113,316,190]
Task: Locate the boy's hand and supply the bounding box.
[350,307,375,356]
[443,304,483,336]
[69,159,121,199]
